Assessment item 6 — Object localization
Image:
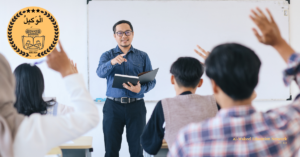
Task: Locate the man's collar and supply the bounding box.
[217,105,255,117]
[114,45,134,54]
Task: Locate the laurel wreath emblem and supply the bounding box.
[7,8,59,58]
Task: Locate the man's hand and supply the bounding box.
[123,81,141,93]
[250,8,294,63]
[194,45,210,61]
[47,41,75,77]
[111,54,127,65]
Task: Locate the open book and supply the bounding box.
[22,36,45,50]
[112,68,159,89]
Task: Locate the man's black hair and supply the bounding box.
[170,57,204,88]
[113,20,134,34]
[205,43,261,100]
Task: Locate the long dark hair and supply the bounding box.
[13,63,55,116]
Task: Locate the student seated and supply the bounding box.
[0,41,99,157]
[140,57,220,155]
[168,8,298,157]
[13,63,74,116]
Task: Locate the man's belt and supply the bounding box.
[107,97,143,104]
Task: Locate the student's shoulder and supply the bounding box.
[266,99,300,120]
[177,122,206,142]
[178,117,217,141]
[161,96,179,101]
[160,97,177,106]
[150,100,164,117]
[154,100,163,109]
[193,94,214,99]
[193,94,216,102]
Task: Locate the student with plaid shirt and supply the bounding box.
[168,8,299,157]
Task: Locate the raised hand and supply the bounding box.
[123,81,141,93]
[111,54,127,65]
[70,60,78,73]
[194,45,210,61]
[250,8,294,63]
[250,8,283,46]
[47,41,75,77]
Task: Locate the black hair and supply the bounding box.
[13,63,55,116]
[170,57,204,88]
[113,20,134,34]
[205,43,261,100]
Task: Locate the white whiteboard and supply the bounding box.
[88,0,290,101]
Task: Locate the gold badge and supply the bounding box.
[7,7,59,59]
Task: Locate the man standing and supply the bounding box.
[97,20,156,157]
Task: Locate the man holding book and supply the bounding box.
[96,20,156,157]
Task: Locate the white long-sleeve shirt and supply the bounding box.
[47,102,74,116]
[13,74,99,157]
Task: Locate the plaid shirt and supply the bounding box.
[168,53,300,157]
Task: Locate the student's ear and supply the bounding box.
[211,79,218,94]
[113,33,117,40]
[197,79,203,88]
[171,75,175,85]
[250,91,257,100]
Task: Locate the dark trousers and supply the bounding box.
[103,99,146,157]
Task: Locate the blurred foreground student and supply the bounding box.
[14,63,75,116]
[141,57,220,155]
[168,8,299,157]
[0,41,99,157]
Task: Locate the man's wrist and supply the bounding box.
[137,86,143,94]
[135,88,141,94]
[110,60,115,66]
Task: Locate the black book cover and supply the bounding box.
[112,74,139,89]
[112,68,159,89]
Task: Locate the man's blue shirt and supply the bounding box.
[96,45,156,98]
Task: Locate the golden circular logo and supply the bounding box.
[7,7,59,59]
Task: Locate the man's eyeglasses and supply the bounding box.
[115,31,132,37]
